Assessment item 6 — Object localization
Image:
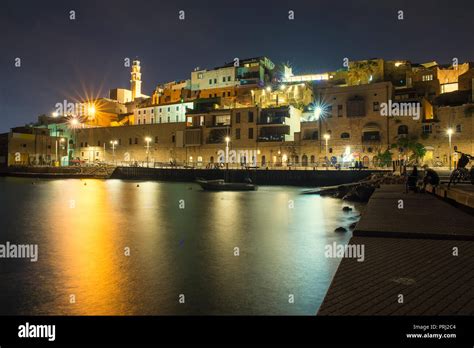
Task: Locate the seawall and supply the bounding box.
[110,167,389,186]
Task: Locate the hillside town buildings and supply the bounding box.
[1,56,473,169]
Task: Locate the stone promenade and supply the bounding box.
[318,185,474,315]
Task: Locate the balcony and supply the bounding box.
[258,107,290,125]
[207,128,229,144]
[361,131,381,143]
[258,125,290,142]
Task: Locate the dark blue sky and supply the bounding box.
[1,0,473,132]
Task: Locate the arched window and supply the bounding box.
[302,155,308,166]
[310,155,315,164]
[398,125,408,135]
[261,155,266,166]
[210,156,214,163]
[341,132,350,139]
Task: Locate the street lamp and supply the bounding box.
[447,128,454,170]
[323,133,330,169]
[110,140,118,164]
[314,106,323,120]
[225,136,230,168]
[145,136,152,167]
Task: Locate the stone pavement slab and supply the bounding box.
[318,236,474,315]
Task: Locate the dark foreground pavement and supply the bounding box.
[318,185,474,315]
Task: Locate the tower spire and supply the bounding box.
[131,60,142,100]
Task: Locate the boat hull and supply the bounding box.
[196,179,258,191]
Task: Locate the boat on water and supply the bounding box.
[196,178,258,191]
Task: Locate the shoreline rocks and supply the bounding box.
[313,172,406,202]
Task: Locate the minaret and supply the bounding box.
[131,60,142,100]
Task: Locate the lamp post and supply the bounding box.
[323,133,330,169]
[110,140,118,165]
[51,112,60,166]
[145,137,152,167]
[447,128,453,170]
[225,136,230,169]
[70,118,79,160]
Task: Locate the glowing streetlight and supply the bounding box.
[280,84,286,91]
[323,133,330,168]
[145,137,152,167]
[447,128,454,170]
[52,112,59,117]
[110,140,118,163]
[87,104,96,117]
[314,106,323,120]
[266,86,272,92]
[225,136,230,166]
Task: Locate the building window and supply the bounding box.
[422,124,432,134]
[222,77,226,83]
[248,111,254,123]
[98,141,101,146]
[398,125,408,135]
[176,106,179,111]
[222,92,226,97]
[248,128,254,139]
[198,73,203,79]
[215,115,231,126]
[373,101,380,111]
[209,79,212,84]
[236,112,240,123]
[341,132,350,139]
[236,128,241,140]
[144,110,147,114]
[85,142,88,147]
[159,117,162,123]
[368,147,373,153]
[422,74,433,81]
[227,91,231,97]
[167,107,170,112]
[138,119,141,124]
[151,109,154,113]
[155,136,158,143]
[151,118,154,124]
[329,148,333,154]
[214,78,217,84]
[135,138,138,144]
[80,142,83,147]
[456,124,462,133]
[167,117,170,122]
[138,110,141,114]
[228,76,231,82]
[337,105,343,117]
[172,135,175,142]
[143,119,146,124]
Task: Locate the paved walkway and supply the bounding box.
[354,185,474,240]
[318,185,474,315]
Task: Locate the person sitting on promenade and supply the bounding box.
[421,166,440,192]
[406,165,419,193]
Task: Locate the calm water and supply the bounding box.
[0,177,361,315]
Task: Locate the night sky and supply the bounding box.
[1,0,473,132]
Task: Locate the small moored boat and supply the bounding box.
[196,178,258,191]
